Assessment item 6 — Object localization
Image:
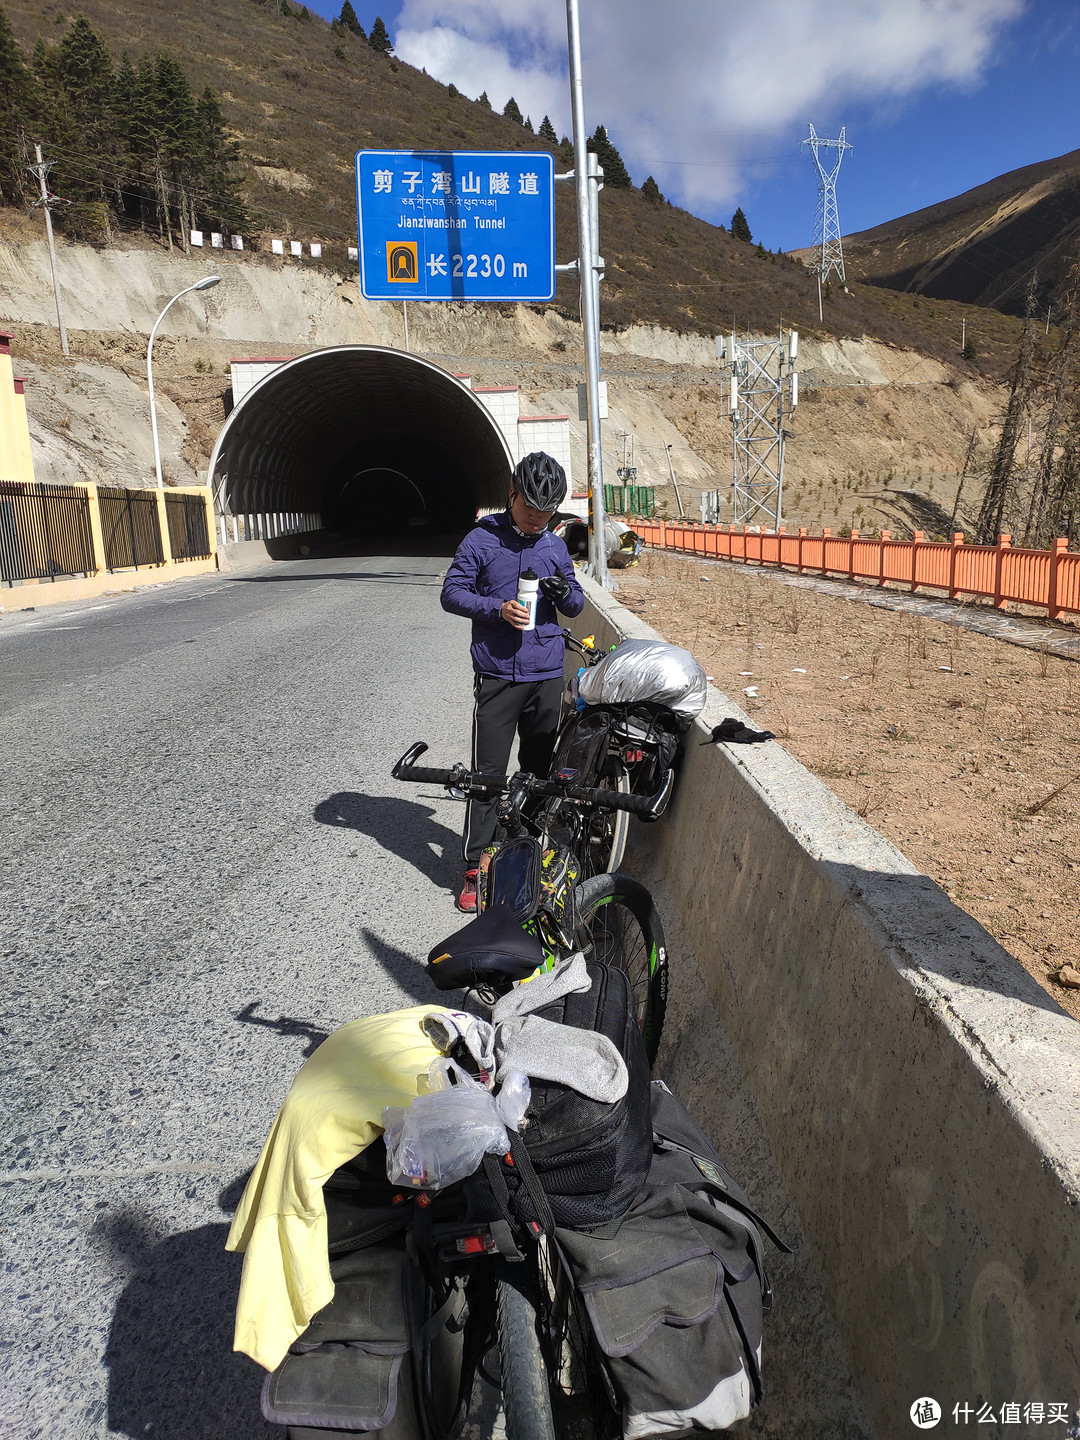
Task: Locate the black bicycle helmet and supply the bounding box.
[512,452,567,512]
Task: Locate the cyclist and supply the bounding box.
[441,452,584,911]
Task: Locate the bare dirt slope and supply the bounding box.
[616,549,1080,1022]
[2,234,1006,532]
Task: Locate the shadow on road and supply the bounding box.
[314,791,460,890]
[359,925,457,1006]
[234,1001,330,1057]
[99,1197,274,1440]
[232,571,444,586]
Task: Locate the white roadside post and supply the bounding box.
[566,0,610,589]
[147,276,221,489]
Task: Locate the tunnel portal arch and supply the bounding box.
[208,346,514,537]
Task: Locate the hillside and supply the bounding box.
[1,0,1029,374]
[830,148,1080,318]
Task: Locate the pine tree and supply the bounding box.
[194,85,247,233]
[298,6,311,20]
[641,175,663,206]
[447,82,458,99]
[730,207,751,243]
[0,3,31,204]
[524,115,533,132]
[538,115,558,145]
[586,124,631,188]
[338,2,365,39]
[477,90,491,109]
[368,16,393,54]
[503,96,523,125]
[56,17,117,204]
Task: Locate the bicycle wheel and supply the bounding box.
[573,872,668,1065]
[497,1260,557,1440]
[578,761,631,879]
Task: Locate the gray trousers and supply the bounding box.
[462,673,563,865]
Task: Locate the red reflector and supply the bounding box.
[417,1193,432,1208]
[504,1152,515,1166]
[461,1235,487,1254]
[392,1193,406,1205]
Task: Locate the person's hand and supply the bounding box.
[539,573,570,604]
[500,599,530,628]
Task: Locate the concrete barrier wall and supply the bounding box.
[575,574,1080,1435]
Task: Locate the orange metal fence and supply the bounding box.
[634,522,1080,622]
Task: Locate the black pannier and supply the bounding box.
[465,958,654,1232]
[556,1081,787,1436]
[262,1143,474,1440]
[550,705,616,786]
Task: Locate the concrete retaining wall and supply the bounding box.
[576,574,1080,1435]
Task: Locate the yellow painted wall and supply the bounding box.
[0,333,25,483]
[11,379,36,485]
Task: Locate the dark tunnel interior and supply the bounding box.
[209,346,514,542]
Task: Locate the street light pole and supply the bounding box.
[566,0,610,590]
[147,276,221,489]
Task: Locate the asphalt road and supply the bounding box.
[0,551,478,1439]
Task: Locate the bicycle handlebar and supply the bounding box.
[392,742,673,821]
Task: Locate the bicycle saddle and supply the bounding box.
[426,904,546,991]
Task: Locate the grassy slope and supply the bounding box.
[6,0,1028,375]
[835,148,1080,317]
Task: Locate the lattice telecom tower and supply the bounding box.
[803,124,852,292]
[720,330,798,529]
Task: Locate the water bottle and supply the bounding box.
[517,568,539,631]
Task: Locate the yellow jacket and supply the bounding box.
[226,1004,450,1371]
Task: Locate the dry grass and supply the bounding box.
[618,550,1080,1022]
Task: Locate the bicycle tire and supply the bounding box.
[573,872,668,1066]
[577,762,631,879]
[497,1260,557,1440]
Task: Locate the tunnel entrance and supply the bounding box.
[208,346,513,542]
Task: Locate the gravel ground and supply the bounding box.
[616,549,1080,1023]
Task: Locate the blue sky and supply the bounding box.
[305,0,1079,251]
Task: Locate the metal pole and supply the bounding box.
[664,443,686,517]
[566,0,609,589]
[32,145,69,357]
[147,277,221,488]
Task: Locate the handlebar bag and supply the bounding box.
[555,1081,782,1436]
[465,959,653,1231]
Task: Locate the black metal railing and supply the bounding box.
[165,491,211,561]
[0,480,96,585]
[98,487,165,571]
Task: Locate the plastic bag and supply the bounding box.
[383,1071,531,1191]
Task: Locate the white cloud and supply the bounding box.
[394,0,1024,217]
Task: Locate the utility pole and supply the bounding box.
[28,145,69,357]
[803,125,852,314]
[566,0,609,589]
[664,443,686,518]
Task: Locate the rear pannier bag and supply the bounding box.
[556,1082,784,1436]
[465,958,653,1232]
[263,1143,472,1440]
[550,706,616,787]
[261,1241,419,1438]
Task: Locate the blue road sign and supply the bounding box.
[356,150,555,302]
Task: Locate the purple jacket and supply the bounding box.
[441,513,585,680]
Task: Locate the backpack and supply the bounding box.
[556,1081,789,1436]
[465,958,654,1233]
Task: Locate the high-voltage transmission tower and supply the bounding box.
[802,123,852,321]
[719,330,798,529]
